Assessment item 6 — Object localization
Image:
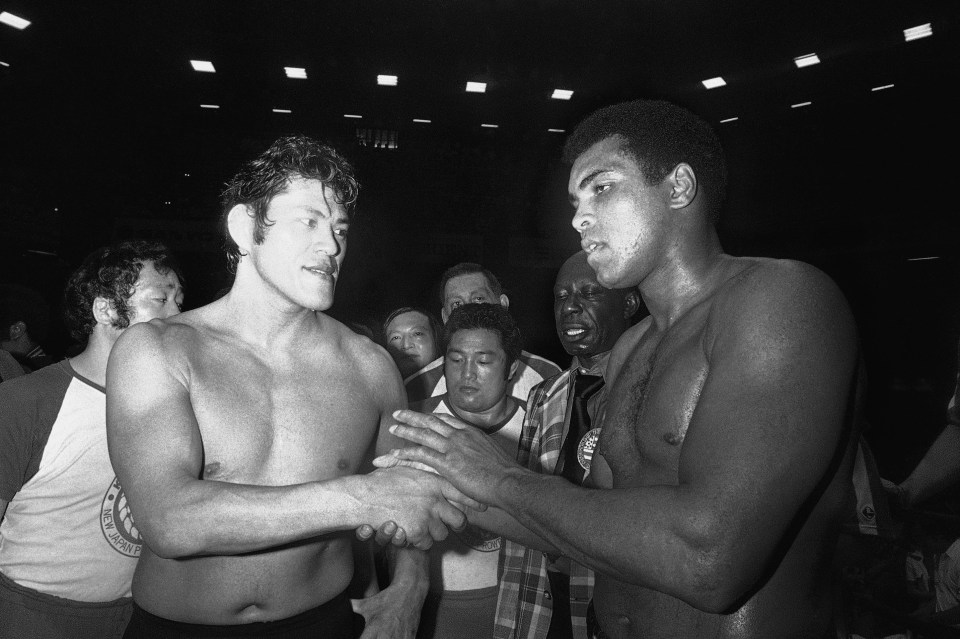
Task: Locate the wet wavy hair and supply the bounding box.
[443,302,522,371]
[563,99,727,222]
[63,239,181,342]
[220,135,360,271]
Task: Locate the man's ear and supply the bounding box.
[440,307,450,323]
[227,204,255,257]
[623,289,641,320]
[499,294,510,309]
[666,163,697,210]
[92,297,118,326]
[507,358,520,381]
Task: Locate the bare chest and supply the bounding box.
[599,321,710,485]
[187,349,379,486]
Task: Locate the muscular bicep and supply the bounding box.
[106,322,203,539]
[679,266,858,567]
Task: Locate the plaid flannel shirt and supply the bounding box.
[493,358,606,639]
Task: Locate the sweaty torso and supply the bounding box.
[132,308,382,624]
[588,258,855,639]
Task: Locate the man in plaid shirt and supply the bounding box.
[493,251,640,639]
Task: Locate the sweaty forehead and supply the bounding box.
[387,311,431,332]
[132,262,181,297]
[447,328,504,354]
[555,253,597,288]
[275,177,349,218]
[568,136,635,191]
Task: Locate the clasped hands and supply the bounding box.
[357,409,520,548]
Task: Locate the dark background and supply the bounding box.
[1,0,958,485]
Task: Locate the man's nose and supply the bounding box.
[314,224,342,256]
[571,206,594,234]
[562,294,583,316]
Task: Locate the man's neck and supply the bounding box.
[574,350,611,375]
[221,268,327,349]
[69,331,115,387]
[637,225,730,330]
[450,395,517,431]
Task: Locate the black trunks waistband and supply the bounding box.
[124,589,360,638]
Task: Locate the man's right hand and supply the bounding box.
[357,466,485,549]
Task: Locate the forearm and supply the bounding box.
[901,424,960,507]
[385,546,429,603]
[133,475,373,558]
[468,505,560,554]
[493,469,745,612]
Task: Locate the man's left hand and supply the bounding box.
[372,409,522,507]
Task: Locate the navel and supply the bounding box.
[337,458,349,471]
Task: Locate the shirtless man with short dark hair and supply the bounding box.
[375,100,862,639]
[106,136,478,638]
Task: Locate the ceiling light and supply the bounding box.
[0,11,31,30]
[871,84,895,92]
[200,104,220,109]
[272,108,292,113]
[378,75,398,86]
[465,82,487,93]
[791,101,812,108]
[412,118,431,123]
[0,60,9,67]
[190,60,216,73]
[720,116,739,123]
[904,23,933,42]
[344,114,362,119]
[907,256,939,261]
[702,77,726,89]
[551,89,573,100]
[481,123,498,128]
[285,67,307,79]
[794,53,820,68]
[547,128,565,133]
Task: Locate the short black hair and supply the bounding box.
[563,99,727,221]
[63,240,182,342]
[220,135,359,271]
[437,262,504,310]
[443,303,522,371]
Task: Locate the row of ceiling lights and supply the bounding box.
[2,10,935,127]
[185,21,933,128]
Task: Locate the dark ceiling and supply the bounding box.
[1,1,958,312]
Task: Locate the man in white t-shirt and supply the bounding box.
[411,303,526,639]
[404,263,561,404]
[0,240,184,639]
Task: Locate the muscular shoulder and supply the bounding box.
[706,257,857,362]
[714,258,852,324]
[338,323,399,384]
